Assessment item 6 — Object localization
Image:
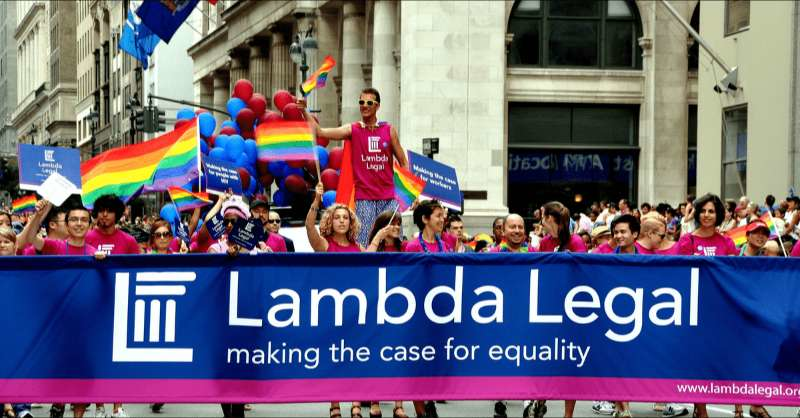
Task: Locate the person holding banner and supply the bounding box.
[148,218,187,254]
[17,199,104,258]
[298,88,409,247]
[306,183,363,253]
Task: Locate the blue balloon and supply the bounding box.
[268,160,288,178]
[225,135,245,161]
[273,189,290,207]
[198,112,216,138]
[226,98,246,118]
[209,147,226,161]
[176,108,195,120]
[234,152,248,168]
[315,145,329,170]
[322,191,337,209]
[200,139,209,155]
[214,135,230,151]
[159,203,179,224]
[285,167,304,178]
[246,178,257,195]
[244,139,257,162]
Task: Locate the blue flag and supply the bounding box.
[119,7,160,69]
[136,0,199,43]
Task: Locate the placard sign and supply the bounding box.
[407,151,461,211]
[204,157,242,195]
[228,218,264,251]
[205,213,228,240]
[18,144,82,192]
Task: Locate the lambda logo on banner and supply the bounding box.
[112,272,195,362]
[44,150,55,162]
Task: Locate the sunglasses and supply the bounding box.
[224,218,238,226]
[267,219,281,224]
[358,99,378,107]
[153,231,172,239]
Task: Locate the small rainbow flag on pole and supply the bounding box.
[167,187,212,212]
[393,161,426,212]
[725,213,780,247]
[300,55,336,97]
[255,121,315,162]
[11,194,37,214]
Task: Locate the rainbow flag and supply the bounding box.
[81,119,199,208]
[11,194,37,214]
[255,121,315,162]
[725,213,780,247]
[335,141,356,209]
[393,161,426,212]
[167,187,211,212]
[300,55,336,97]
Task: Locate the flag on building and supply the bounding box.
[118,5,161,69]
[11,195,37,214]
[393,161,426,212]
[167,187,211,212]
[300,55,336,97]
[81,119,199,208]
[136,0,199,43]
[255,121,316,162]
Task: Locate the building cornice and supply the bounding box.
[187,25,228,58]
[14,1,45,40]
[506,68,645,104]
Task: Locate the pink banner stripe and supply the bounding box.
[1,376,799,405]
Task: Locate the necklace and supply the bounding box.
[418,233,444,253]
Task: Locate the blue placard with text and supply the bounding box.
[407,151,461,211]
[203,156,242,195]
[17,144,82,191]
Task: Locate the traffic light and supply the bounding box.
[154,108,166,132]
[134,108,148,132]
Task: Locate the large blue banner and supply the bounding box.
[2,253,800,404]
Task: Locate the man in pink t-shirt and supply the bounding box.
[18,205,69,255]
[85,194,140,255]
[300,87,410,246]
[17,199,100,256]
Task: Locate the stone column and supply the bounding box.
[213,69,230,125]
[371,0,399,126]
[195,77,213,108]
[270,28,294,96]
[315,7,342,127]
[341,1,367,123]
[229,50,248,91]
[248,38,271,97]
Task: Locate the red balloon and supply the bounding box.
[316,136,330,147]
[236,108,256,128]
[247,94,267,117]
[232,79,254,102]
[304,159,318,174]
[206,134,217,148]
[237,168,251,190]
[219,126,238,136]
[272,90,294,112]
[287,160,306,169]
[260,111,283,124]
[174,119,190,130]
[321,168,340,191]
[240,130,255,140]
[256,160,270,176]
[195,109,208,115]
[328,147,344,170]
[258,174,274,187]
[284,174,308,194]
[282,103,304,121]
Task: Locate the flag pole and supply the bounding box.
[197,118,203,193]
[767,211,788,256]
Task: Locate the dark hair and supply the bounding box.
[725,199,737,216]
[413,200,443,231]
[608,202,618,210]
[44,205,68,233]
[611,214,640,236]
[445,214,463,231]
[693,193,726,227]
[542,201,571,252]
[0,211,10,224]
[686,194,696,204]
[368,210,402,251]
[492,217,505,228]
[360,87,381,103]
[766,194,776,207]
[92,194,125,221]
[640,202,651,211]
[655,203,672,217]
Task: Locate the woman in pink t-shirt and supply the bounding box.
[403,200,451,254]
[306,184,363,254]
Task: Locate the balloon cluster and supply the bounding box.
[179,79,345,208]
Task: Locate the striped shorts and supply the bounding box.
[355,199,398,247]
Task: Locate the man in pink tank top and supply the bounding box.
[300,87,409,246]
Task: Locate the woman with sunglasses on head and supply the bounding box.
[298,87,409,248]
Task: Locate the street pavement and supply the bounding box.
[45,401,800,417]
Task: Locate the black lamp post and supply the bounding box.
[289,26,318,89]
[85,109,99,157]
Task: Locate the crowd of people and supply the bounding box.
[1,88,799,418]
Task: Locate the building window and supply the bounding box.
[725,0,749,36]
[722,106,747,199]
[509,103,639,147]
[507,0,642,69]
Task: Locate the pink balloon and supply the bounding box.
[282,103,304,121]
[248,94,267,117]
[272,90,294,112]
[284,174,308,194]
[232,79,254,102]
[328,147,344,170]
[321,168,340,191]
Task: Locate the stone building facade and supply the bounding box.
[189,0,701,230]
[0,2,17,157]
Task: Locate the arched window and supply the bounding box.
[508,0,643,69]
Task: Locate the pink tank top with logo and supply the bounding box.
[326,237,362,253]
[350,122,394,200]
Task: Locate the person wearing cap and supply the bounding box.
[590,225,615,254]
[739,220,770,256]
[248,197,287,253]
[204,192,274,255]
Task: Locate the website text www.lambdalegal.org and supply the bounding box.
[676,382,800,399]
